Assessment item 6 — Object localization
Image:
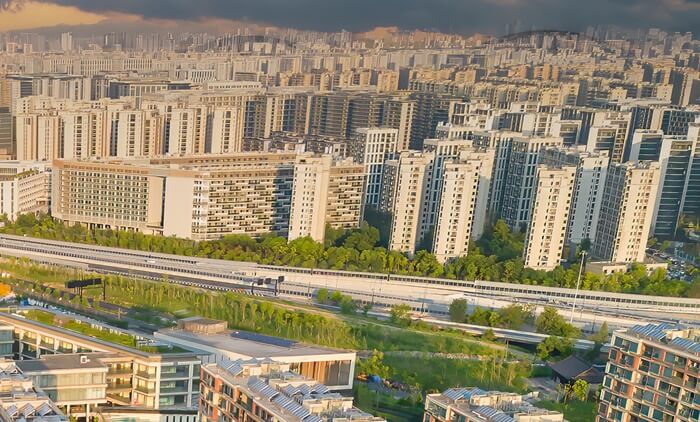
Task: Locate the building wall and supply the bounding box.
[523,166,576,270]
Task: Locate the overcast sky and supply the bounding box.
[1,0,699,34]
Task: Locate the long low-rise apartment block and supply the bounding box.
[51,152,364,242]
[0,310,202,414]
[199,359,385,422]
[424,387,563,422]
[154,317,356,390]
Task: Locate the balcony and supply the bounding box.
[134,385,157,395]
[160,385,189,394]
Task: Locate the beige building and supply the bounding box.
[380,151,433,255]
[52,152,363,242]
[349,127,399,208]
[592,161,660,263]
[523,166,576,271]
[0,161,50,221]
[288,155,331,242]
[432,149,495,263]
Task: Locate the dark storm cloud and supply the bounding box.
[4,0,700,33]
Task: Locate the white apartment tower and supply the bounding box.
[349,127,399,208]
[539,146,610,247]
[501,135,564,230]
[207,107,245,154]
[380,151,434,255]
[523,166,576,270]
[432,149,495,263]
[288,154,332,242]
[592,161,661,263]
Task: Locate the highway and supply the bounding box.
[1,234,698,333]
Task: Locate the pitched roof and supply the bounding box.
[548,355,603,383]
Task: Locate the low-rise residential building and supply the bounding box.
[598,323,700,422]
[0,162,50,221]
[199,359,385,422]
[154,317,356,390]
[424,388,563,422]
[0,310,202,412]
[0,361,67,422]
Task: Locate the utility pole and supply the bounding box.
[570,251,586,324]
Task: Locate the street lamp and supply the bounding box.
[570,250,586,324]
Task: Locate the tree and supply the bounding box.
[688,278,700,298]
[449,299,468,323]
[481,329,497,342]
[588,322,609,345]
[572,379,590,402]
[316,288,329,303]
[537,336,575,360]
[389,304,412,326]
[535,307,580,338]
[497,304,534,329]
[358,350,390,379]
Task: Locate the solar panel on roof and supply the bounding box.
[304,415,323,422]
[36,403,52,417]
[474,406,499,418]
[6,405,18,417]
[313,384,329,394]
[492,413,514,422]
[21,404,34,417]
[443,388,468,400]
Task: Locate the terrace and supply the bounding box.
[19,309,189,354]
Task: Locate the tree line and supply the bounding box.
[4,213,699,298]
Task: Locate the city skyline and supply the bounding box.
[0,0,699,35]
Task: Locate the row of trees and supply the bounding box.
[449,301,536,330]
[5,213,699,297]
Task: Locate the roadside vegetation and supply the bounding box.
[3,213,698,297]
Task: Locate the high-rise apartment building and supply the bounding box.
[288,155,331,242]
[523,166,576,270]
[432,149,495,263]
[501,135,563,231]
[592,161,660,263]
[630,131,695,238]
[349,127,399,208]
[539,146,610,247]
[380,151,434,255]
[597,323,700,422]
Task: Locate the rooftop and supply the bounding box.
[5,309,193,356]
[155,326,351,359]
[206,359,383,422]
[16,354,107,373]
[623,323,700,356]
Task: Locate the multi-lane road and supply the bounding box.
[1,234,698,331]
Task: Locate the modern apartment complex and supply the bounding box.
[592,161,661,263]
[154,317,356,390]
[597,323,700,422]
[349,127,399,208]
[523,166,576,270]
[432,149,495,263]
[0,361,67,422]
[424,387,563,422]
[199,359,385,422]
[51,152,364,241]
[0,310,202,413]
[0,161,51,220]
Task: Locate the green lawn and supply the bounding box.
[536,400,597,422]
[383,355,528,393]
